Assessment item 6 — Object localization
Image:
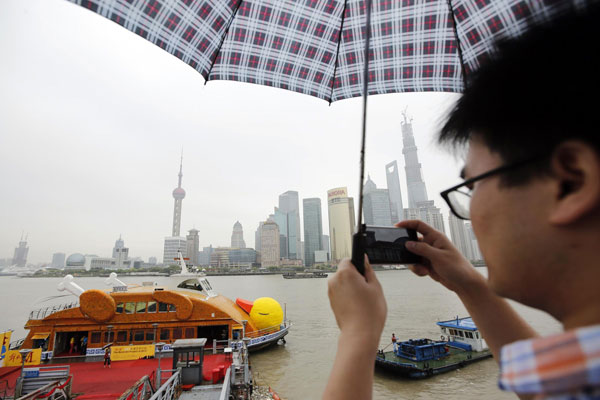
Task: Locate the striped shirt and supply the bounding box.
[499,325,600,399]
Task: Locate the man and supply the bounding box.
[324,5,599,400]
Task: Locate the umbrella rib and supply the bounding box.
[446,0,468,90]
[204,0,244,84]
[328,0,350,105]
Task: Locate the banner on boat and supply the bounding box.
[3,348,42,367]
[110,345,155,361]
[0,330,12,367]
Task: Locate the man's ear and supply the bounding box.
[549,141,600,225]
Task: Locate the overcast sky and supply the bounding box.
[0,0,465,264]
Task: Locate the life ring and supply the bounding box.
[440,335,445,341]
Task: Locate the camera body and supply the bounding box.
[352,225,419,274]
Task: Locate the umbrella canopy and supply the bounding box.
[67,0,585,103]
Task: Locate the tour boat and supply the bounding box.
[282,271,328,279]
[15,273,290,361]
[375,317,492,379]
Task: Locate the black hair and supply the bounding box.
[439,4,600,185]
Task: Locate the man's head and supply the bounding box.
[439,5,600,316]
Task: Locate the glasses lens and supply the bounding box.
[448,190,471,219]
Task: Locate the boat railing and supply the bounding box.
[28,301,79,320]
[117,373,155,400]
[149,369,181,400]
[244,321,290,339]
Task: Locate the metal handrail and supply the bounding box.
[244,321,290,339]
[149,370,180,400]
[28,302,79,320]
[117,374,154,400]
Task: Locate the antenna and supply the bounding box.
[356,0,373,232]
[351,0,373,275]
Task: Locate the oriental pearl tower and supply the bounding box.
[172,154,186,237]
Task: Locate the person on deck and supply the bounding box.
[69,336,74,355]
[104,347,111,368]
[391,333,397,353]
[323,5,600,400]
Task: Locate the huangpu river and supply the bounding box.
[0,269,561,399]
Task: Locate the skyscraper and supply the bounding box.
[164,155,187,264]
[363,176,393,226]
[303,198,323,267]
[278,191,301,259]
[255,222,264,252]
[112,235,124,258]
[186,228,200,265]
[270,209,288,258]
[260,220,280,267]
[231,221,246,248]
[465,222,483,261]
[172,154,186,237]
[51,252,66,269]
[448,213,474,260]
[12,235,29,268]
[401,112,428,208]
[327,187,355,262]
[385,160,404,222]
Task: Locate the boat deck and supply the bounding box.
[0,354,231,399]
[376,346,492,378]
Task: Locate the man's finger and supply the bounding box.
[409,264,430,277]
[396,219,438,239]
[363,255,377,283]
[405,240,440,261]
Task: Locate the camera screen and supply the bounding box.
[363,226,419,265]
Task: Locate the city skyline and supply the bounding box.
[0,0,465,264]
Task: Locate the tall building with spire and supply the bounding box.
[401,111,428,208]
[12,234,29,268]
[163,155,187,265]
[172,154,186,237]
[231,221,246,248]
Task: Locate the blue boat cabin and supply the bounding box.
[395,339,448,361]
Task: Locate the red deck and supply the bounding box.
[0,354,231,399]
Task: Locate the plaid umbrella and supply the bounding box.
[68,0,586,103]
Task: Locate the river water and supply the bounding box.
[0,270,561,399]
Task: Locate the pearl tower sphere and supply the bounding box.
[172,155,186,237]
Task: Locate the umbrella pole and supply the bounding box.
[351,0,373,275]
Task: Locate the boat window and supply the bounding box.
[458,330,464,337]
[158,302,168,312]
[146,331,155,341]
[90,332,101,344]
[169,304,177,312]
[160,329,170,341]
[449,329,455,335]
[133,330,144,342]
[147,301,157,313]
[177,279,203,291]
[117,331,127,343]
[125,302,135,314]
[201,279,213,291]
[116,303,124,314]
[185,328,195,338]
[173,328,183,339]
[136,302,147,313]
[104,331,114,343]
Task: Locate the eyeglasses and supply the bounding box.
[440,158,538,220]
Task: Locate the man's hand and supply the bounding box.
[327,257,387,344]
[322,257,387,400]
[396,220,485,295]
